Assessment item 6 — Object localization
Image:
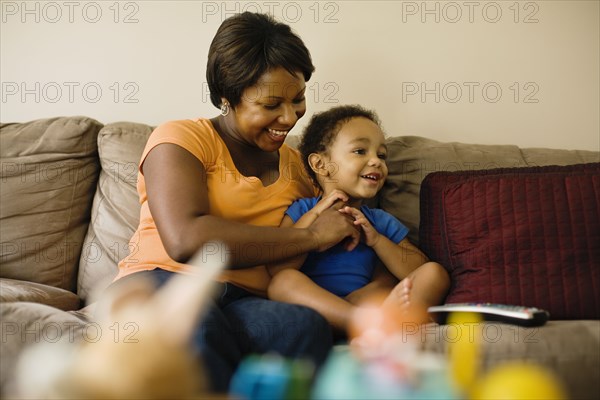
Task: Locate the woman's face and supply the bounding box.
[227,67,307,152]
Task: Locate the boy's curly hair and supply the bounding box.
[298,105,382,187]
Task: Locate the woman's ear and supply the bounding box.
[308,153,329,177]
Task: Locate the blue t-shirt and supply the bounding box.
[286,197,410,297]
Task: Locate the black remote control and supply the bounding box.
[427,303,550,327]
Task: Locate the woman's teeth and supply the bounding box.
[268,129,288,137]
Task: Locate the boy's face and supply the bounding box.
[317,117,388,201]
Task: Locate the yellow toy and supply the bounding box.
[471,362,567,400]
[447,311,482,392]
[447,311,567,400]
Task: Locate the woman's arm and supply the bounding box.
[265,216,308,276]
[143,144,359,268]
[266,191,350,276]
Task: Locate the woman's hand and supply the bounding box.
[308,202,360,252]
[340,206,382,247]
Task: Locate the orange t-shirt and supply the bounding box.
[116,118,316,296]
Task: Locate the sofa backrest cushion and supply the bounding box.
[77,122,153,302]
[419,163,600,259]
[381,136,599,244]
[419,163,600,319]
[0,117,102,291]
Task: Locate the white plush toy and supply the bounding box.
[14,245,226,399]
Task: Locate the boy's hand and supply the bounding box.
[310,190,349,216]
[309,206,360,252]
[340,206,381,247]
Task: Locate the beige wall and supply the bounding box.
[1,0,598,150]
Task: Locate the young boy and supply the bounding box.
[267,105,450,332]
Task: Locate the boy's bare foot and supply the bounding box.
[348,285,431,358]
[382,278,432,325]
[383,277,413,309]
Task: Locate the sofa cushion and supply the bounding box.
[77,122,154,302]
[0,302,88,396]
[0,278,80,311]
[381,136,600,244]
[419,163,600,319]
[419,163,600,261]
[0,117,102,292]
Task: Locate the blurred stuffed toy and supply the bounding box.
[14,244,226,399]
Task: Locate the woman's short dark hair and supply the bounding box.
[299,105,382,187]
[206,12,315,108]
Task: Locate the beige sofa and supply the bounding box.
[1,116,599,398]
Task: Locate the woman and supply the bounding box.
[114,12,360,392]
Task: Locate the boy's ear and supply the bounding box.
[308,153,329,177]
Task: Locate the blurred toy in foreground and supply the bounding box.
[446,311,567,399]
[14,245,225,399]
[348,293,431,360]
[313,296,457,399]
[229,353,315,400]
[471,361,567,400]
[315,302,568,400]
[446,311,482,393]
